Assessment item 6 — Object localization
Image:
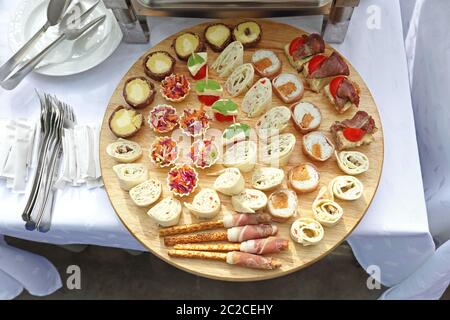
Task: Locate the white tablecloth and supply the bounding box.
[0,0,436,299]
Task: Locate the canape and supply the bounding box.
[150,136,179,168]
[179,108,210,137]
[211,99,238,122]
[268,189,298,222]
[109,106,143,138]
[288,163,320,193]
[251,50,281,78]
[147,104,179,134]
[330,111,377,150]
[284,33,325,71]
[144,51,176,81]
[204,23,232,52]
[160,74,191,103]
[272,73,304,104]
[232,21,262,48]
[291,101,322,134]
[222,123,251,146]
[123,77,155,109]
[195,79,223,106]
[324,76,360,114]
[167,165,199,197]
[189,138,219,169]
[302,131,335,162]
[187,52,208,80]
[173,32,204,61]
[106,138,142,163]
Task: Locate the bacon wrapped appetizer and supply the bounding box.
[159,213,272,237]
[147,104,179,134]
[174,237,288,255]
[179,108,210,137]
[168,250,281,270]
[285,33,325,71]
[302,52,350,92]
[330,111,377,150]
[167,164,199,197]
[164,224,278,246]
[324,76,360,114]
[189,138,219,169]
[150,136,179,168]
[160,74,191,102]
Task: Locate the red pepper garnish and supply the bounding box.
[329,76,345,99]
[214,113,236,122]
[193,65,207,80]
[343,127,366,142]
[198,95,220,106]
[288,36,306,55]
[308,54,327,75]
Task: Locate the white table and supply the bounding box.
[0,0,436,298]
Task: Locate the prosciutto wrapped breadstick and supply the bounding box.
[159,213,272,237]
[168,250,281,270]
[174,237,288,254]
[164,224,278,246]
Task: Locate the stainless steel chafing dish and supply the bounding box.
[103,0,359,44]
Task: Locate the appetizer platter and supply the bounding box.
[100,20,384,281]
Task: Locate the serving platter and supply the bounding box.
[99,19,384,281]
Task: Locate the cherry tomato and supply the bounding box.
[307,55,327,75]
[214,113,236,122]
[288,36,305,55]
[343,127,366,142]
[329,76,345,99]
[198,95,220,106]
[193,65,207,80]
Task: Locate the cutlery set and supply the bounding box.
[22,92,76,232]
[0,0,106,90]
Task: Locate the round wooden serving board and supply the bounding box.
[100,19,384,281]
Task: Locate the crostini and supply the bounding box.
[291,101,322,134]
[302,52,350,92]
[272,73,304,104]
[251,50,281,78]
[324,76,360,113]
[302,131,335,162]
[330,111,377,150]
[285,33,325,71]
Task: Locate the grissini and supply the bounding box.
[173,237,288,254]
[168,250,281,270]
[164,224,278,246]
[159,213,272,237]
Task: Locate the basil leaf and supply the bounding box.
[212,99,237,115]
[188,52,205,68]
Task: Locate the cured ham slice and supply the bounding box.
[159,213,272,237]
[167,250,282,270]
[309,52,349,79]
[164,224,278,246]
[226,252,281,270]
[227,224,278,242]
[173,237,288,255]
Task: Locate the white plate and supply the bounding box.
[8,0,123,76]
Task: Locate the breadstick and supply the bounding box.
[168,249,227,261]
[174,243,241,252]
[159,220,224,237]
[164,231,228,246]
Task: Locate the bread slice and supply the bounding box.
[267,189,298,222]
[147,197,181,227]
[291,101,322,134]
[284,43,314,72]
[241,77,272,118]
[251,50,281,78]
[302,131,335,162]
[288,163,320,193]
[272,73,304,104]
[331,130,374,151]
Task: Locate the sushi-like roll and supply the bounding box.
[267,189,298,222]
[251,50,281,78]
[272,73,304,104]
